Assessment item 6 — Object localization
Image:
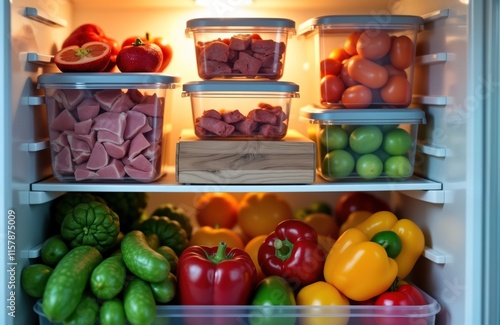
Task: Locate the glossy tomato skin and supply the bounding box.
[341,85,372,109]
[344,32,361,56]
[116,40,163,72]
[356,30,391,60]
[334,192,390,225]
[389,35,415,70]
[122,35,173,71]
[383,64,407,78]
[320,75,345,104]
[329,47,350,62]
[340,60,359,87]
[347,56,388,89]
[381,75,411,107]
[374,284,428,325]
[320,58,343,78]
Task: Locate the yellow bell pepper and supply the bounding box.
[296,281,350,325]
[355,211,425,279]
[338,210,373,235]
[323,228,398,302]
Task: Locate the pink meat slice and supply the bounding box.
[96,159,126,179]
[143,117,163,142]
[129,154,154,172]
[94,89,123,111]
[77,98,101,121]
[129,133,151,159]
[103,140,130,159]
[72,131,97,150]
[51,109,77,132]
[51,132,68,153]
[93,112,127,136]
[110,93,135,113]
[97,130,125,145]
[126,89,144,103]
[67,133,91,153]
[74,119,93,135]
[142,142,161,160]
[124,111,148,140]
[54,146,73,174]
[86,142,109,170]
[72,151,91,164]
[74,165,98,181]
[132,102,163,117]
[124,164,157,182]
[53,89,88,110]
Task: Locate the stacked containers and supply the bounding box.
[184,18,299,140]
[297,15,426,181]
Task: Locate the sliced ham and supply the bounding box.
[77,98,101,121]
[51,132,68,153]
[72,131,97,150]
[103,140,130,159]
[74,165,98,181]
[124,111,148,139]
[51,109,77,132]
[124,164,157,182]
[74,119,93,135]
[110,93,135,113]
[97,130,125,145]
[129,133,151,159]
[129,154,154,172]
[93,112,127,137]
[86,142,109,170]
[67,133,91,153]
[54,147,73,175]
[96,159,125,179]
[53,89,88,110]
[72,151,91,164]
[94,89,123,111]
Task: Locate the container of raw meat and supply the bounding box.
[185,17,296,80]
[37,73,180,182]
[182,80,299,139]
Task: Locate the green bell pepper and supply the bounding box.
[250,275,296,325]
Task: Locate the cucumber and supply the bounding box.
[100,298,126,325]
[156,245,179,274]
[21,264,53,298]
[42,246,102,323]
[121,230,170,283]
[146,233,161,250]
[62,295,99,325]
[124,278,157,325]
[90,255,126,300]
[150,272,177,304]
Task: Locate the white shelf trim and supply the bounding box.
[25,52,54,65]
[422,9,450,24]
[415,52,448,65]
[423,246,447,264]
[400,190,445,204]
[412,95,449,106]
[23,7,67,27]
[19,139,50,152]
[417,143,447,158]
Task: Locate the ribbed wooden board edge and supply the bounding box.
[176,129,316,184]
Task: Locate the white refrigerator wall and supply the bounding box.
[1,0,497,324]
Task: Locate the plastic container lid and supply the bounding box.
[298,15,424,36]
[186,18,296,36]
[37,73,180,89]
[182,81,299,93]
[300,105,426,125]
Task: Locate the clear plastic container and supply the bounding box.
[298,15,424,108]
[182,81,299,139]
[34,285,440,325]
[300,106,426,181]
[186,18,296,80]
[37,73,180,183]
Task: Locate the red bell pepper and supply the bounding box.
[177,241,257,305]
[374,282,428,325]
[257,219,325,288]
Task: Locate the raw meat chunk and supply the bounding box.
[233,52,262,75]
[229,34,252,51]
[96,159,125,179]
[222,110,245,124]
[200,41,230,62]
[110,93,135,112]
[198,116,235,137]
[86,142,109,170]
[51,109,77,132]
[259,123,286,137]
[252,39,286,55]
[129,133,151,159]
[199,61,232,79]
[93,112,127,137]
[51,132,68,153]
[74,165,98,181]
[54,147,73,175]
[203,109,222,119]
[248,108,278,125]
[53,89,88,110]
[124,111,148,140]
[124,165,157,182]
[74,119,93,135]
[94,89,123,111]
[129,154,154,173]
[103,140,130,159]
[233,119,259,135]
[77,98,101,121]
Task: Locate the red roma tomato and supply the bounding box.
[381,75,411,107]
[347,55,388,89]
[320,58,342,78]
[320,75,345,104]
[383,64,408,78]
[389,35,415,70]
[329,47,350,62]
[341,85,373,109]
[334,192,390,225]
[340,60,359,87]
[356,30,391,60]
[344,32,361,56]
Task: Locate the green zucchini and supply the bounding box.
[42,246,102,323]
[150,272,177,304]
[121,230,170,283]
[99,298,126,325]
[90,255,126,300]
[62,295,99,325]
[156,245,179,274]
[124,278,157,325]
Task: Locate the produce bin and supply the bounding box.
[34,285,441,324]
[298,15,424,108]
[182,80,299,139]
[186,17,296,80]
[300,106,426,181]
[37,73,180,182]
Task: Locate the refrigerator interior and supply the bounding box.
[1,0,499,324]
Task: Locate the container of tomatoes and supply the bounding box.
[298,15,424,108]
[300,106,426,181]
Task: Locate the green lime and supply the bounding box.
[21,264,53,298]
[41,235,69,266]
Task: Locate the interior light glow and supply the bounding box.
[194,0,253,7]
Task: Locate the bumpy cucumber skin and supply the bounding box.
[150,272,177,303]
[61,295,99,325]
[90,255,127,300]
[42,246,102,323]
[100,298,126,325]
[121,230,170,283]
[124,278,157,325]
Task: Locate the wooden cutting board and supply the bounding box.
[176,129,316,184]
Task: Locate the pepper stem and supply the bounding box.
[274,238,293,261]
[208,241,228,264]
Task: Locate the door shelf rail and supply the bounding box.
[23,52,54,65]
[415,52,449,65]
[24,7,67,28]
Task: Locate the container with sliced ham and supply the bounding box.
[186,18,296,80]
[182,80,299,139]
[38,73,180,182]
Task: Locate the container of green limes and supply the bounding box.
[300,106,426,181]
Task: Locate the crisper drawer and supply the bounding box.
[34,285,440,325]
